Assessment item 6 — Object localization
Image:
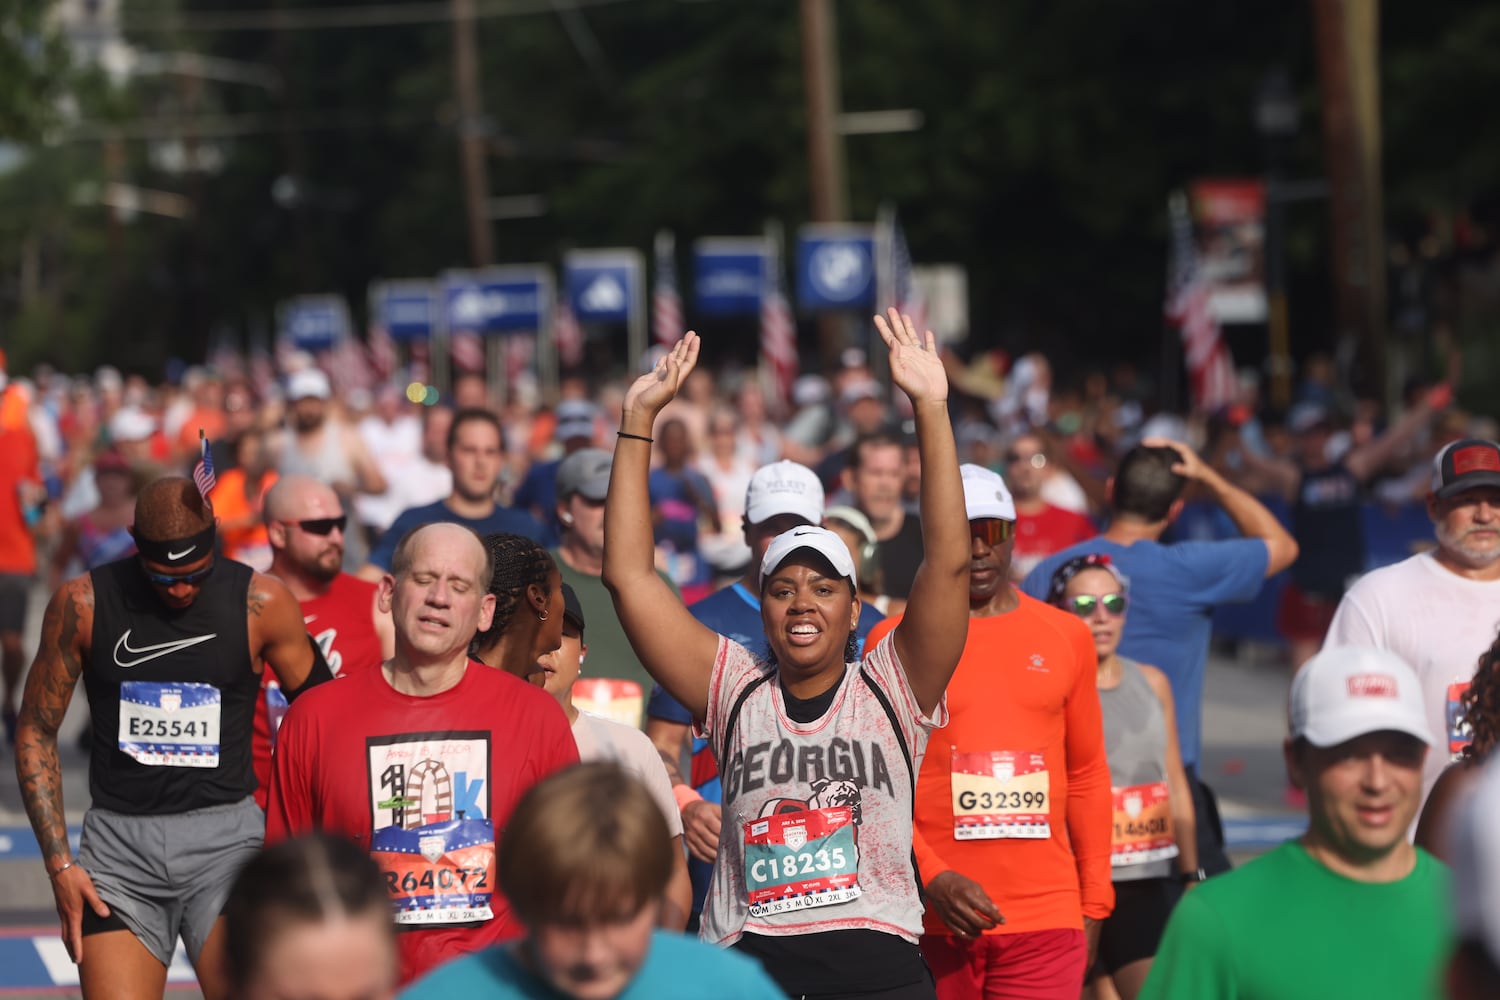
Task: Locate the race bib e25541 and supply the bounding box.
[118,681,221,767]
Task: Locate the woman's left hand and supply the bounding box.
[622,332,701,421]
[874,308,947,405]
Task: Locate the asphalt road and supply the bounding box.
[0,587,1303,999]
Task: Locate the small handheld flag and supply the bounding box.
[193,431,217,504]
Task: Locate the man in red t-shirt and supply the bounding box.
[1003,433,1095,583]
[253,475,395,806]
[267,522,578,985]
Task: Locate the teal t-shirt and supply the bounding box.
[400,930,786,999]
[1141,841,1452,1000]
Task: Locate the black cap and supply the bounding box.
[561,583,585,634]
[1432,439,1500,500]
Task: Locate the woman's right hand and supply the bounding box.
[621,333,701,424]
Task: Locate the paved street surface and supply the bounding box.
[0,587,1304,998]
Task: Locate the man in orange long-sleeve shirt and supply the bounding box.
[867,464,1113,1000]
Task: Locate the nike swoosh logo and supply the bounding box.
[167,546,196,560]
[113,630,218,669]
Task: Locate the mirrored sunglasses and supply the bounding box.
[139,562,216,587]
[1067,593,1128,617]
[969,519,1014,546]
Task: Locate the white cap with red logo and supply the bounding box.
[1288,646,1433,748]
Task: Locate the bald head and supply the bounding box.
[134,477,214,542]
[391,522,494,592]
[264,474,342,525]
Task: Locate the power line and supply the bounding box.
[119,0,636,33]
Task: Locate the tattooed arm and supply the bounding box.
[15,576,110,963]
[248,572,330,699]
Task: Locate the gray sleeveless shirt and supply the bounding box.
[1100,657,1178,881]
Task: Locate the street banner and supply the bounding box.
[278,295,351,353]
[694,237,769,317]
[796,225,876,311]
[372,281,438,343]
[564,248,645,369]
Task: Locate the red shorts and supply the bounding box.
[922,930,1087,1000]
[1276,583,1339,643]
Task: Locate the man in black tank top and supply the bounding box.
[13,476,333,1000]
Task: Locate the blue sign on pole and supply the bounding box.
[796,227,876,311]
[693,239,768,317]
[564,254,639,323]
[442,268,549,334]
[280,296,351,351]
[374,282,436,342]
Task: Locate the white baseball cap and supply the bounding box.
[1288,646,1433,748]
[1449,758,1500,965]
[286,368,332,401]
[961,463,1017,522]
[759,525,858,591]
[108,406,157,443]
[745,461,824,526]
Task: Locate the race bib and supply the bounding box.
[367,731,495,925]
[1449,681,1472,762]
[951,750,1049,840]
[1110,781,1178,867]
[743,807,861,917]
[371,815,496,925]
[118,681,221,768]
[572,678,644,729]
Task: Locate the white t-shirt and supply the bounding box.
[571,711,685,838]
[696,632,945,947]
[1324,551,1500,805]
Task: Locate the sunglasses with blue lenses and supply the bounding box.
[139,562,216,587]
[1066,593,1128,617]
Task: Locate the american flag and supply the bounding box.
[193,432,216,503]
[890,211,928,336]
[450,328,485,374]
[760,242,798,409]
[367,323,399,381]
[553,301,584,369]
[652,230,683,348]
[1166,191,1236,412]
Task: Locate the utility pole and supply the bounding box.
[800,0,847,372]
[452,0,494,268]
[1313,0,1386,400]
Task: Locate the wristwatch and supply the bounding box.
[1178,867,1208,885]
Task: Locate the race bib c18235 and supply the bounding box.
[118,681,221,767]
[743,807,861,917]
[1110,781,1178,867]
[366,731,496,925]
[951,749,1050,840]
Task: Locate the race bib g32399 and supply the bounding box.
[118,681,221,767]
[950,749,1050,840]
[743,807,861,917]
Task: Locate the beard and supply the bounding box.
[1436,520,1500,569]
[299,548,343,582]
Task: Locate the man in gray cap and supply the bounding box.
[551,448,677,728]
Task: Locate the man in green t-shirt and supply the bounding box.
[1142,646,1452,1000]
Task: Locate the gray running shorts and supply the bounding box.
[78,796,264,966]
[0,573,29,633]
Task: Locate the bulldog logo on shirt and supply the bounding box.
[761,778,865,825]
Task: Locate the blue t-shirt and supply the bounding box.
[645,581,885,915]
[512,458,561,525]
[1020,536,1268,768]
[401,930,786,999]
[368,499,553,571]
[648,467,716,590]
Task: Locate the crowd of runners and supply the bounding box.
[1,317,1499,1000]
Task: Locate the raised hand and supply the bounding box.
[874,308,947,406]
[622,332,701,422]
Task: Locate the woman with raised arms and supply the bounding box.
[603,311,970,1000]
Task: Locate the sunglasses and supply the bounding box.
[1004,451,1047,469]
[969,519,1014,546]
[140,562,216,588]
[286,516,348,536]
[1067,593,1128,617]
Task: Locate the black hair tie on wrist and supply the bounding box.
[617,431,654,443]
